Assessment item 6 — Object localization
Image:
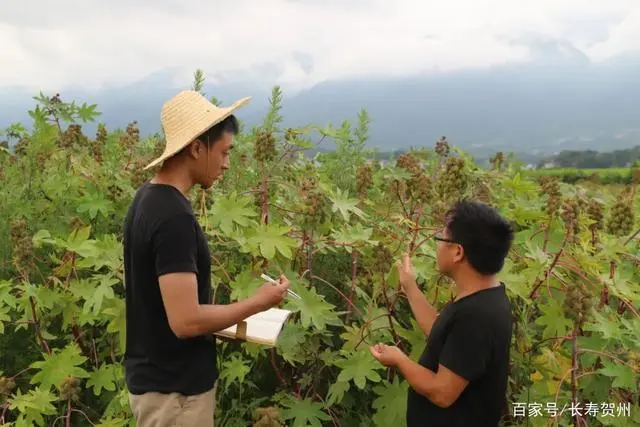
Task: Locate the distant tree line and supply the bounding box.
[539,145,640,168]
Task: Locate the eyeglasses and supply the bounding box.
[433,231,459,244]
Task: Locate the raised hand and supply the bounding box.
[396,252,417,292]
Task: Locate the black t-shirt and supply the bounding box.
[123,181,217,396]
[407,284,512,427]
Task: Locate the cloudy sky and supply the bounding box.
[2,0,639,94]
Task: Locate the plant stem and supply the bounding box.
[571,322,579,427]
[345,249,359,324]
[530,227,570,299]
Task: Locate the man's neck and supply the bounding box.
[452,270,500,301]
[150,164,194,197]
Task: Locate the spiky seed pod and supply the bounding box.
[302,190,330,227]
[59,376,81,402]
[10,218,32,270]
[68,217,86,230]
[356,163,373,197]
[587,200,604,231]
[408,173,432,203]
[561,198,579,231]
[0,376,16,397]
[119,121,140,151]
[253,407,284,426]
[129,160,152,188]
[397,153,421,175]
[490,152,504,170]
[627,351,640,372]
[606,200,634,236]
[96,124,108,145]
[539,176,561,216]
[299,169,329,227]
[254,129,277,163]
[372,242,393,274]
[389,179,407,200]
[59,124,89,149]
[92,124,107,163]
[107,184,123,202]
[36,152,47,169]
[562,282,592,324]
[436,157,468,200]
[435,136,450,157]
[15,135,29,156]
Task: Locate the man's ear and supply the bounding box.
[187,140,203,160]
[452,244,464,263]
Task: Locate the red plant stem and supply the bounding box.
[408,207,423,253]
[311,275,364,317]
[353,326,391,350]
[571,322,579,427]
[92,338,99,367]
[269,203,304,215]
[542,215,552,252]
[530,227,570,299]
[10,366,32,380]
[71,325,90,359]
[381,280,404,353]
[270,348,287,388]
[29,296,50,354]
[66,400,71,427]
[618,297,639,318]
[624,228,639,246]
[600,260,615,310]
[395,185,409,217]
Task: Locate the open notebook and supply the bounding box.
[214,308,293,347]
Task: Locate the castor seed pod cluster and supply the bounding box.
[59,376,81,402]
[606,200,634,236]
[254,129,277,163]
[356,163,373,197]
[562,282,592,324]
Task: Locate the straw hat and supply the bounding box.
[144,90,251,170]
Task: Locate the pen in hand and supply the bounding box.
[260,274,302,299]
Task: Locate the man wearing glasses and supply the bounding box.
[370,200,514,427]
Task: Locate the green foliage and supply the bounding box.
[525,167,637,185]
[0,79,639,427]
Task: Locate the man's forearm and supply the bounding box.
[404,282,438,335]
[395,354,448,407]
[180,297,264,337]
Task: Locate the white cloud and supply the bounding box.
[0,0,638,93]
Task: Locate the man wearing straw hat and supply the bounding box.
[122,90,290,426]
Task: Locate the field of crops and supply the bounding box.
[524,168,637,185]
[0,84,639,427]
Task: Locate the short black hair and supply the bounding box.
[445,200,514,275]
[197,115,239,145]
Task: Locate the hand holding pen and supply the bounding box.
[261,273,302,300]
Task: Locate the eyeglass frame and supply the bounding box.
[433,230,460,245]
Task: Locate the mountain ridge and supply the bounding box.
[2,51,639,162]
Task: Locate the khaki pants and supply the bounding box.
[129,384,216,427]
